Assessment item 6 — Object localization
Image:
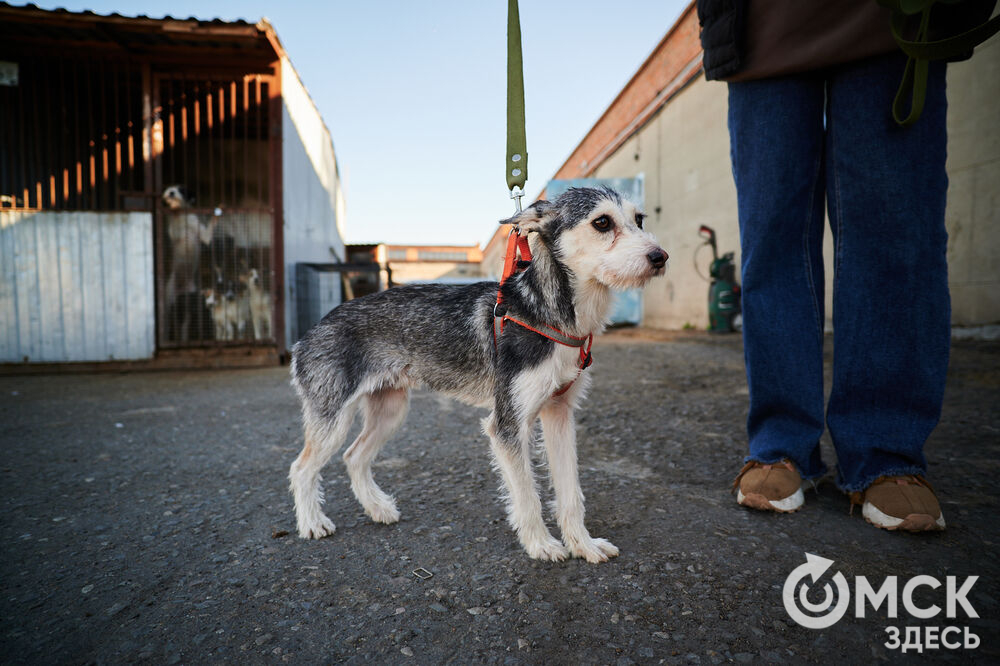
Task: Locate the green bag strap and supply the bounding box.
[506,0,528,198]
[885,0,1000,126]
[893,53,931,126]
[890,5,1000,59]
[891,5,934,126]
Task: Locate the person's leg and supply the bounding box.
[824,53,950,492]
[728,75,828,482]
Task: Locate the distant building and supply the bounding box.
[384,243,483,284]
[0,4,346,367]
[481,227,512,283]
[343,244,389,298]
[332,241,483,303]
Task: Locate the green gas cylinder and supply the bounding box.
[708,252,741,332]
[699,225,742,333]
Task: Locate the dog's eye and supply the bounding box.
[591,215,613,232]
[635,213,646,229]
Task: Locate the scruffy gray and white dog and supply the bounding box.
[289,187,668,562]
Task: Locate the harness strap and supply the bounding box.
[493,222,593,398]
[495,315,590,350]
[492,314,594,397]
[495,229,531,313]
[552,332,594,397]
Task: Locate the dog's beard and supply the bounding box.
[595,260,665,290]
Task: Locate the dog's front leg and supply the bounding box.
[483,395,568,562]
[540,397,620,563]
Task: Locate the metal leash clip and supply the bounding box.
[510,186,524,213]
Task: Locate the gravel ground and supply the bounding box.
[1,330,998,664]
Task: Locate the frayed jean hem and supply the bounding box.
[836,465,928,494]
[743,454,828,482]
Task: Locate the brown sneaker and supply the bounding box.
[851,475,946,532]
[732,459,804,513]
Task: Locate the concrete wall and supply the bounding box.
[945,35,1000,325]
[590,38,999,329]
[592,75,743,330]
[281,56,347,345]
[0,211,155,362]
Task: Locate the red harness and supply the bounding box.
[492,229,593,397]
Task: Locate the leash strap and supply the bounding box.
[507,0,527,192]
[496,2,588,396]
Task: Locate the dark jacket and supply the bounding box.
[696,0,747,81]
[697,0,990,82]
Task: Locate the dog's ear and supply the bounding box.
[501,199,554,234]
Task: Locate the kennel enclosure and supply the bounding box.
[0,4,346,366]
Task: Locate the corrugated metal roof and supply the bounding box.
[0,2,279,60]
[1,2,256,28]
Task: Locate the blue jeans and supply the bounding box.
[728,53,950,492]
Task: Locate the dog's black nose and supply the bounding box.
[647,249,668,269]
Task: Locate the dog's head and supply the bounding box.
[162,184,194,210]
[504,187,667,290]
[237,267,261,291]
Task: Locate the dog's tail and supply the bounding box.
[288,340,305,396]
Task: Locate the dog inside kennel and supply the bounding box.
[156,75,275,347]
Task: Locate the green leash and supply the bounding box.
[507,0,527,211]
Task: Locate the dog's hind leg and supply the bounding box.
[540,397,619,563]
[289,399,360,539]
[343,387,409,524]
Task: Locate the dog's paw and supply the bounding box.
[366,499,400,525]
[299,514,336,539]
[568,537,620,563]
[524,536,570,562]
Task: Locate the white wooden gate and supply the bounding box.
[0,211,154,362]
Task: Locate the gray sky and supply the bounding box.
[42,0,690,246]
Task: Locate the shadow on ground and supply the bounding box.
[1,331,998,664]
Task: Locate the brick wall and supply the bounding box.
[552,2,703,181]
